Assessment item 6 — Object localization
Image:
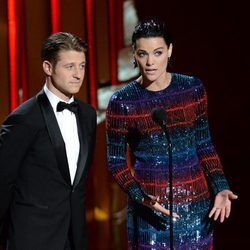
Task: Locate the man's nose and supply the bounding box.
[73,68,81,78]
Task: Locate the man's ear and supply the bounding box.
[42,61,53,76]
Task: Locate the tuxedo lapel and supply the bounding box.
[36,91,71,186]
[73,103,89,188]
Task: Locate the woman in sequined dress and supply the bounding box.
[106,20,237,249]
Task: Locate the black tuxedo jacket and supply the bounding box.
[0,91,96,250]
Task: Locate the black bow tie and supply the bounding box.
[57,101,78,114]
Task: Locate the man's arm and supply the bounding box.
[0,114,37,233]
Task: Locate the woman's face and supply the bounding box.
[134,37,172,84]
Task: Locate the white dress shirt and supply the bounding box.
[44,84,80,184]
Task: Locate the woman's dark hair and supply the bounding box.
[41,32,88,66]
[132,20,172,48]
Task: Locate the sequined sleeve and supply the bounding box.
[193,79,230,195]
[106,93,146,203]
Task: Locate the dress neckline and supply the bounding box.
[135,72,175,94]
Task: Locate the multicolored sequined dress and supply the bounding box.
[106,73,229,249]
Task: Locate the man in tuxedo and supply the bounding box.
[0,32,96,250]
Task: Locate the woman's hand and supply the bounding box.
[209,190,238,223]
[142,195,180,219]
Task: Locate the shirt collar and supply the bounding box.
[43,84,75,113]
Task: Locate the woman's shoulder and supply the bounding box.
[173,72,205,91]
[109,80,139,103]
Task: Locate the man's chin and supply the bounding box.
[69,88,81,95]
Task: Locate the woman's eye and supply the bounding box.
[138,52,146,57]
[155,51,163,56]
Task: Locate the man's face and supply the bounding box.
[44,50,86,101]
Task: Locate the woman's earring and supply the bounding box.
[133,59,138,68]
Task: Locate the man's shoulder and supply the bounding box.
[76,99,96,115]
[14,96,38,113]
[3,96,41,125]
